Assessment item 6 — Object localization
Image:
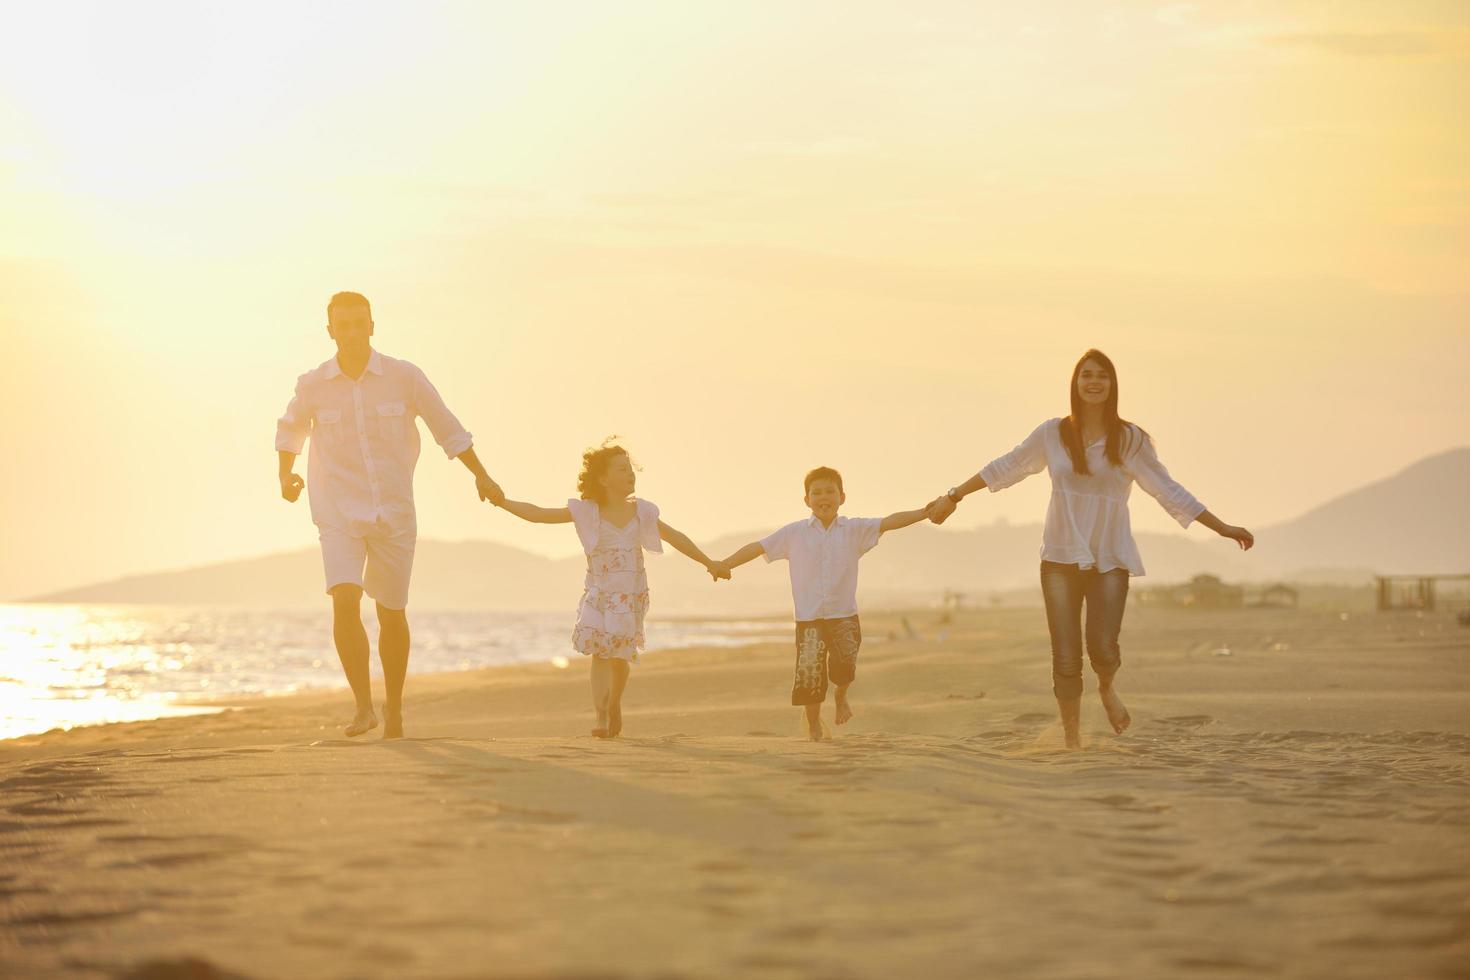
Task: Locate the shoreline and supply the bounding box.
[0,605,805,743]
[5,603,1466,758]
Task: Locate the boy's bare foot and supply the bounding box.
[803,704,825,741]
[834,690,853,726]
[608,700,623,738]
[383,706,404,740]
[1099,685,1131,734]
[344,708,378,738]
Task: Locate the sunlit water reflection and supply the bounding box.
[0,605,784,740]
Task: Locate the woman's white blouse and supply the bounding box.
[979,418,1205,576]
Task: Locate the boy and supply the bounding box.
[721,467,931,740]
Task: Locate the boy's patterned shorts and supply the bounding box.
[791,616,862,706]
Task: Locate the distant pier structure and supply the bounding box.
[1375,574,1470,612]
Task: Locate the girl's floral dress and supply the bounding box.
[567,498,661,662]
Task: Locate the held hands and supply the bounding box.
[280,473,304,503]
[926,495,957,525]
[706,560,732,582]
[476,473,506,507]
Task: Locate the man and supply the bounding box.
[275,291,500,738]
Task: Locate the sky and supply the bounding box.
[1,0,1467,599]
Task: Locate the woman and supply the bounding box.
[927,350,1253,748]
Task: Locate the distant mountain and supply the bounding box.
[1257,447,1470,577]
[27,448,1469,611]
[31,541,578,611]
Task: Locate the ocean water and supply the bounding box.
[0,605,786,741]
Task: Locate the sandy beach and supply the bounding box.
[2,604,1467,979]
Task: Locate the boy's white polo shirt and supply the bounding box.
[761,514,884,621]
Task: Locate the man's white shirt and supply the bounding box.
[275,351,472,535]
[760,515,885,621]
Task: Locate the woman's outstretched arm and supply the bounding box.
[926,473,989,524]
[1195,511,1254,550]
[927,421,1050,524]
[1127,431,1252,549]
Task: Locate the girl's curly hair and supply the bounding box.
[577,438,634,503]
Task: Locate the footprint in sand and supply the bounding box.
[766,922,829,943]
[694,858,762,915]
[1155,715,1215,729]
[737,953,812,971]
[694,859,749,873]
[0,882,48,899]
[1089,794,1172,814]
[10,906,140,927]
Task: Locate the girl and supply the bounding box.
[492,441,728,737]
[927,350,1254,748]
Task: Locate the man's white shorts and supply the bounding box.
[318,523,416,610]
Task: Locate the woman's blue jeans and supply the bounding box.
[1039,561,1130,699]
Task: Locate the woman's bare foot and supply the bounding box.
[607,699,623,738]
[1056,695,1082,750]
[344,708,378,738]
[592,707,609,738]
[383,706,404,740]
[1099,684,1131,734]
[834,689,854,726]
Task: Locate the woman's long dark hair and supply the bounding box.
[1061,349,1146,476]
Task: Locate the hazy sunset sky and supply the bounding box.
[2,1,1467,598]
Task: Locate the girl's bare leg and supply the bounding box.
[608,659,631,737]
[590,658,611,737]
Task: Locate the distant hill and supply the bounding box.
[30,540,580,611]
[28,448,1469,611]
[1256,447,1470,576]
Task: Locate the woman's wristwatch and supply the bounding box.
[946,487,963,504]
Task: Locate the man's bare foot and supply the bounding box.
[1099,685,1131,734]
[607,700,622,738]
[383,707,404,740]
[344,709,378,738]
[834,692,853,726]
